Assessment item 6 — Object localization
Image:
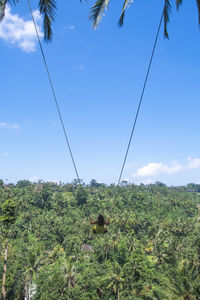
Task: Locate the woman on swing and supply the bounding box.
[90,214,110,234]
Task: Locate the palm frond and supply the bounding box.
[163,0,171,39]
[196,0,200,23]
[175,0,183,10]
[89,0,110,29]
[39,0,56,41]
[118,0,134,27]
[0,0,7,21]
[0,0,16,21]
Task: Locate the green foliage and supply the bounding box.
[75,185,89,205]
[0,181,200,299]
[16,180,32,188]
[0,198,16,227]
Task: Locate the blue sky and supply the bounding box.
[1,0,200,185]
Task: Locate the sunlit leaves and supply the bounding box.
[118,0,134,27]
[90,0,110,29]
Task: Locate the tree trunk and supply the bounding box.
[2,239,8,300]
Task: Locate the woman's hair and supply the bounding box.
[97,214,105,226]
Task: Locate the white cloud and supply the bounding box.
[132,162,182,177]
[25,119,31,126]
[0,6,42,52]
[187,157,200,169]
[0,122,6,128]
[0,122,21,129]
[47,180,60,185]
[12,124,20,129]
[67,25,75,30]
[132,158,200,178]
[2,152,9,156]
[79,64,84,70]
[142,179,154,185]
[73,64,85,71]
[125,161,139,169]
[29,176,39,182]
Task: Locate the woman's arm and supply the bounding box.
[90,216,97,224]
[105,216,110,225]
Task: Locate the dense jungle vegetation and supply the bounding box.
[0,179,200,299]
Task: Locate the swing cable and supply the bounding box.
[117,7,165,185]
[27,0,81,184]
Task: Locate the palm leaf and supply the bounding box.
[89,0,110,29]
[163,0,171,39]
[175,0,183,10]
[118,0,134,27]
[39,0,56,41]
[113,283,117,294]
[0,0,16,21]
[0,0,7,21]
[196,0,200,23]
[0,215,7,222]
[107,282,113,289]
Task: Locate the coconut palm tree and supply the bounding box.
[0,198,16,300]
[106,262,125,300]
[166,258,200,299]
[1,239,8,300]
[61,257,76,288]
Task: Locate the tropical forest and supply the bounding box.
[1,0,200,299]
[1,180,200,299]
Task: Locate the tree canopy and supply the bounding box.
[0,180,200,299]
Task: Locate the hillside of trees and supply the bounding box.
[0,179,200,299]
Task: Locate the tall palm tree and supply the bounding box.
[106,262,125,300]
[62,259,76,288]
[1,239,8,300]
[0,198,16,300]
[166,258,200,299]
